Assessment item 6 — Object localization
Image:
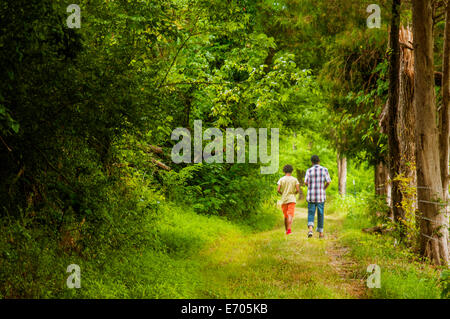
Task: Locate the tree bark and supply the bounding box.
[296,168,305,200]
[441,3,450,213]
[375,161,392,210]
[439,0,450,264]
[388,0,404,225]
[412,0,449,265]
[337,153,347,196]
[148,145,164,155]
[398,26,417,238]
[398,26,415,184]
[150,159,171,171]
[378,102,392,210]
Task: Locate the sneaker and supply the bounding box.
[286,229,292,235]
[307,230,313,238]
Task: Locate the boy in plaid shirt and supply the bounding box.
[304,155,331,238]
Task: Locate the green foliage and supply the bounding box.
[162,163,272,219]
[0,164,161,297]
[440,270,450,299]
[0,0,286,298]
[321,27,388,165]
[1,0,444,299]
[392,170,419,245]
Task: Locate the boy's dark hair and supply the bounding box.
[311,155,320,164]
[283,164,294,174]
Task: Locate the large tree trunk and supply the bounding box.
[398,26,415,184]
[442,0,450,198]
[397,26,417,239]
[388,0,404,226]
[337,153,347,196]
[412,0,449,265]
[439,1,450,263]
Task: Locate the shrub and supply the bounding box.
[162,163,272,220]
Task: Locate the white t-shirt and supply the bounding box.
[277,175,300,204]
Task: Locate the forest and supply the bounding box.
[0,0,449,299]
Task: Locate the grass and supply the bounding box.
[339,228,443,299]
[64,202,367,299]
[335,194,446,299]
[192,207,363,299]
[62,204,242,298]
[30,195,447,299]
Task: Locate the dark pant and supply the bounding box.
[307,202,324,233]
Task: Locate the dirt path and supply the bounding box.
[196,207,367,298]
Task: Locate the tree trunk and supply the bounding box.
[398,26,417,240]
[293,131,297,150]
[398,26,415,185]
[439,1,450,264]
[296,169,305,200]
[337,153,347,196]
[442,1,450,197]
[378,101,391,210]
[412,0,449,265]
[375,161,392,211]
[388,0,404,225]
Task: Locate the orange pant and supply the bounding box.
[281,202,296,218]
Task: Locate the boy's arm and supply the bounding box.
[277,184,282,195]
[296,183,300,194]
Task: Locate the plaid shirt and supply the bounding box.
[304,165,331,203]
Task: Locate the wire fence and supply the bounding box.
[372,184,449,242]
[375,184,449,207]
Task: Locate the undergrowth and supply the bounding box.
[335,193,447,299]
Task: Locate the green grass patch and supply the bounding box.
[65,203,247,298]
[194,208,360,299]
[336,194,446,299]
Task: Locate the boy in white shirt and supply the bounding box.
[277,165,300,235]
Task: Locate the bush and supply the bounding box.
[0,163,162,298]
[440,270,450,299]
[162,163,272,220]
